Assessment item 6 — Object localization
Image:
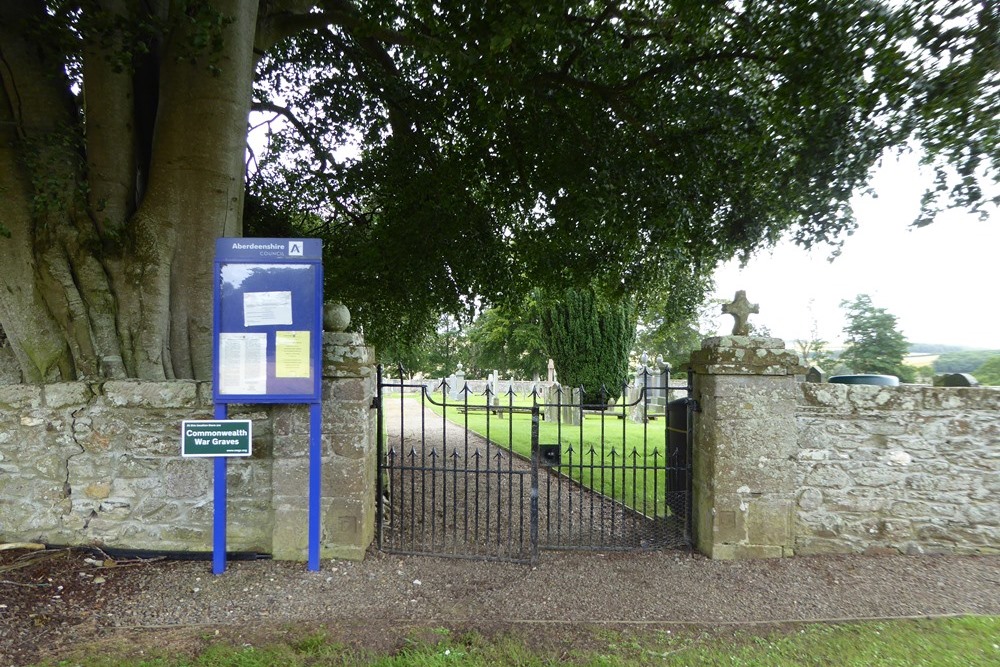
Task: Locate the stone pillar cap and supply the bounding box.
[701,335,787,350]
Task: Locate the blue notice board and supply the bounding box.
[213,238,323,404]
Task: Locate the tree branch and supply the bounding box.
[252,99,335,171]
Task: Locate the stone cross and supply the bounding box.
[722,290,759,336]
[547,358,557,383]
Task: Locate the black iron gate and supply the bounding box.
[376,366,694,563]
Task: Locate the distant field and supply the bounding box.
[905,353,940,367]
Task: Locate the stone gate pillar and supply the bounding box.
[689,336,803,559]
[270,332,376,561]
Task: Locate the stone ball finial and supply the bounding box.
[721,290,759,336]
[323,301,351,332]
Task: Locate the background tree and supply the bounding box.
[795,318,836,372]
[464,295,547,380]
[539,287,637,402]
[839,294,913,380]
[1,1,998,382]
[972,355,1000,386]
[633,279,714,372]
[380,315,467,378]
[933,349,1000,373]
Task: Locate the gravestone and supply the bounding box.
[942,373,979,387]
[560,388,582,426]
[650,354,671,415]
[547,358,557,383]
[806,367,827,383]
[543,383,563,423]
[449,363,466,400]
[629,354,650,423]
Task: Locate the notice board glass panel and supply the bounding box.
[214,261,322,403]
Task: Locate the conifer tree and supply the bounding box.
[540,288,637,402]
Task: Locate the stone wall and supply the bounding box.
[0,333,376,560]
[795,383,1000,555]
[690,335,999,559]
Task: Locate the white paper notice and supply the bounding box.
[243,291,293,327]
[218,333,267,395]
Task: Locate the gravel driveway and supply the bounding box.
[3,534,999,665]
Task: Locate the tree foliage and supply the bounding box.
[633,278,714,371]
[933,349,1000,373]
[0,1,998,381]
[794,316,836,372]
[539,287,636,401]
[464,295,547,380]
[839,294,911,379]
[251,0,1000,357]
[972,355,1000,386]
[382,315,467,378]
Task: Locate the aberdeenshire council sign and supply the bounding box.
[181,420,253,458]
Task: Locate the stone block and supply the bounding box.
[745,500,793,546]
[323,432,367,459]
[803,464,852,489]
[711,456,796,495]
[700,336,788,350]
[710,419,798,460]
[272,405,306,436]
[43,383,92,408]
[923,387,1000,411]
[321,333,373,374]
[197,382,214,407]
[322,457,369,498]
[164,459,212,499]
[273,434,309,458]
[799,383,850,410]
[821,488,892,514]
[102,381,198,408]
[271,507,310,560]
[271,458,309,498]
[84,482,112,499]
[321,497,373,561]
[159,525,210,548]
[853,466,906,488]
[0,385,42,410]
[712,509,745,543]
[330,377,373,402]
[794,537,859,556]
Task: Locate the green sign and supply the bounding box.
[181,420,252,457]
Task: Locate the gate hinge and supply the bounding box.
[371,395,381,410]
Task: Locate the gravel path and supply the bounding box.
[105,550,1000,629]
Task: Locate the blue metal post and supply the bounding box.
[213,403,228,575]
[308,401,322,571]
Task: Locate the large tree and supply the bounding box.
[1,1,997,382]
[839,294,911,378]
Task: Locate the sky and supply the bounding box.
[711,154,1000,350]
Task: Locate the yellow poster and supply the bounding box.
[275,330,310,378]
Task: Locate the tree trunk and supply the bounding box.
[0,0,260,381]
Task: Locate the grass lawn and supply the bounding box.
[389,391,685,519]
[40,616,1000,666]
